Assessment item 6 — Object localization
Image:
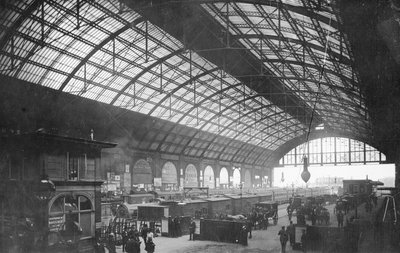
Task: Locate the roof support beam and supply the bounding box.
[58,18,144,91]
[209,111,297,160]
[0,0,43,51]
[155,82,244,152]
[139,67,219,147]
[110,48,184,105]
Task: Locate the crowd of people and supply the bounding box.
[98,223,156,253]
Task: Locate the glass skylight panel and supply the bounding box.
[80,27,109,45]
[18,63,45,82]
[52,55,80,74]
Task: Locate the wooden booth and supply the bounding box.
[0,132,116,253]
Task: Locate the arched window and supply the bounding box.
[279,137,386,167]
[244,170,251,188]
[203,166,215,189]
[232,168,241,187]
[49,194,94,238]
[219,167,229,189]
[184,164,198,187]
[161,161,178,191]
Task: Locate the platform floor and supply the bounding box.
[113,200,398,253]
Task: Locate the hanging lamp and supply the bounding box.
[301,155,310,183]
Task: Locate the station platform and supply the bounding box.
[112,200,397,253]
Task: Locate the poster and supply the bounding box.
[295,226,307,244]
[154,178,162,187]
[48,216,64,232]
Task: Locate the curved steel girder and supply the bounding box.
[155,82,244,152]
[110,48,184,105]
[257,112,368,154]
[0,0,43,51]
[179,93,306,157]
[258,129,372,167]
[231,34,352,66]
[234,121,305,166]
[253,3,348,124]
[289,96,364,117]
[58,18,145,91]
[147,67,220,116]
[141,0,338,29]
[273,89,364,112]
[261,76,360,104]
[256,112,369,156]
[262,58,354,85]
[252,122,307,165]
[210,111,296,160]
[251,111,368,153]
[14,4,71,79]
[202,108,286,158]
[228,4,325,125]
[298,0,353,92]
[139,67,220,148]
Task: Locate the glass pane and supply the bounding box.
[64,195,78,212]
[50,197,64,213]
[80,213,92,237]
[79,196,92,211]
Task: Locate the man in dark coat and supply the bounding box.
[278,226,288,253]
[287,221,295,247]
[141,224,149,242]
[301,229,307,253]
[144,237,155,253]
[189,219,196,241]
[125,232,141,253]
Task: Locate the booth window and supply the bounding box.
[67,153,96,181]
[50,194,94,238]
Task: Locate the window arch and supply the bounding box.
[161,161,178,191]
[219,167,229,188]
[232,168,241,187]
[49,194,94,238]
[279,137,386,167]
[203,165,215,189]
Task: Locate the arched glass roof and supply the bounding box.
[278,137,386,166]
[0,0,370,166]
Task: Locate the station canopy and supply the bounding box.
[0,0,370,166]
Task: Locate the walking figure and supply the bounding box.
[278,226,288,253]
[189,218,196,241]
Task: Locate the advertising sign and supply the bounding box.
[154,178,162,187]
[49,216,64,232]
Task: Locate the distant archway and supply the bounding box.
[185,164,198,187]
[161,161,178,191]
[203,165,215,189]
[232,168,241,187]
[133,159,153,184]
[219,167,229,188]
[244,170,251,188]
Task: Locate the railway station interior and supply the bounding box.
[1,0,400,252]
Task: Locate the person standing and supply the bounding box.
[141,224,149,242]
[189,219,196,241]
[301,230,307,253]
[125,234,140,253]
[278,226,288,253]
[287,221,295,248]
[145,237,155,253]
[337,210,344,228]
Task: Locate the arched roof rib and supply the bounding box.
[0,0,371,167]
[208,3,325,124]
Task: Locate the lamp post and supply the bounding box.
[239,182,244,214]
[291,183,295,197]
[34,172,56,251]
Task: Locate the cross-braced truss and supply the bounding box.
[0,0,370,166]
